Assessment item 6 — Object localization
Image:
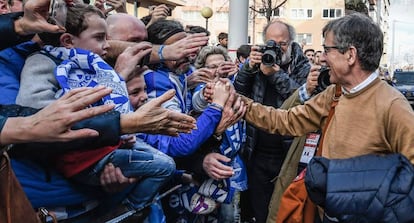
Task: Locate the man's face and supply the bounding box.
[164,32,191,75]
[71,14,109,57]
[127,74,148,110]
[315,51,327,66]
[305,51,314,63]
[322,31,349,85]
[265,22,291,65]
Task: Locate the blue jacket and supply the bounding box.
[142,67,222,158]
[1,104,121,209]
[305,154,414,223]
[0,41,40,104]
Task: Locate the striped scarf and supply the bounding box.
[43,45,130,114]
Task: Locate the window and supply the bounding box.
[291,8,312,19]
[322,8,342,18]
[272,7,285,17]
[296,33,312,45]
[257,7,285,18]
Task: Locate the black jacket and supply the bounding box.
[234,42,310,158]
[0,12,34,51]
[1,104,121,161]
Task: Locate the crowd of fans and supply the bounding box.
[1,0,413,222]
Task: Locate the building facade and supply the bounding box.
[125,0,391,63]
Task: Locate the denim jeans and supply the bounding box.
[218,191,241,223]
[74,138,176,210]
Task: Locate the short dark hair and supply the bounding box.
[39,4,104,46]
[187,25,210,36]
[236,44,251,60]
[322,13,383,72]
[304,49,315,54]
[147,19,184,44]
[218,32,228,40]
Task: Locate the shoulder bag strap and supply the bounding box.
[316,84,342,156]
[1,148,13,223]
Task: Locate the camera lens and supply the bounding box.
[262,50,277,66]
[314,66,331,94]
[260,40,282,66]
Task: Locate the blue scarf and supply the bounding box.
[198,120,247,204]
[43,45,130,114]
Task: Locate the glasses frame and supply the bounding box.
[278,41,289,47]
[322,44,344,54]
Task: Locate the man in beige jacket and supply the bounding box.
[241,12,414,221]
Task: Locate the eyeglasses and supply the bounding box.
[322,45,341,54]
[278,41,289,47]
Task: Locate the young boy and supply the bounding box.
[16,4,175,218]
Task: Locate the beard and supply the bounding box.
[280,43,293,66]
[174,60,191,75]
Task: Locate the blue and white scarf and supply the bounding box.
[198,120,247,204]
[43,45,130,114]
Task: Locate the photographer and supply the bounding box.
[233,20,310,222]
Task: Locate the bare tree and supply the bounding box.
[345,0,369,15]
[249,0,288,22]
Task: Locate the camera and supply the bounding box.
[167,7,172,16]
[258,40,283,66]
[139,52,150,67]
[314,66,331,94]
[149,5,172,16]
[48,0,67,27]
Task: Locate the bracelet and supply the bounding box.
[158,45,165,63]
[209,103,223,111]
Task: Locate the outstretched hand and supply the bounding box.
[214,86,246,135]
[121,89,196,136]
[162,33,209,61]
[1,86,115,144]
[15,0,66,36]
[146,4,169,27]
[114,42,152,80]
[186,68,215,90]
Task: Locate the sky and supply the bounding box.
[388,0,414,66]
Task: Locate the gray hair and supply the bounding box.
[262,20,296,43]
[322,13,383,72]
[194,46,231,69]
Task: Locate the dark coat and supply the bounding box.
[305,154,414,223]
[234,41,310,158]
[0,12,34,51]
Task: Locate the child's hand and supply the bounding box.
[120,134,136,148]
[211,78,231,107]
